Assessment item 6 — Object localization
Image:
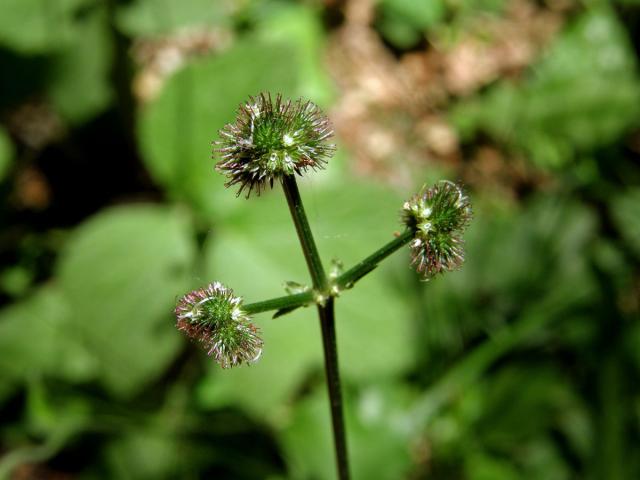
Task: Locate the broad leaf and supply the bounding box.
[0,287,91,401]
[451,7,640,168]
[116,0,229,36]
[0,0,86,53]
[138,38,302,216]
[47,6,113,124]
[57,205,195,398]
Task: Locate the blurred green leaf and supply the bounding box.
[0,127,14,182]
[197,180,417,417]
[255,4,334,105]
[0,266,34,297]
[377,0,446,48]
[407,198,599,444]
[0,287,92,402]
[611,187,640,257]
[591,238,634,298]
[478,367,590,452]
[426,366,588,479]
[465,453,520,480]
[106,429,182,479]
[139,38,302,216]
[457,0,505,13]
[47,5,113,124]
[57,205,195,398]
[0,380,90,479]
[417,196,597,356]
[0,390,84,480]
[0,0,86,53]
[280,383,416,480]
[116,0,229,36]
[25,379,91,437]
[451,7,640,169]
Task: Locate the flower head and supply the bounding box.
[402,181,472,280]
[175,282,262,368]
[215,93,335,197]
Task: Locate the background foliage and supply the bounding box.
[1,0,639,478]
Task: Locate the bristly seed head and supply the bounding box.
[175,282,263,368]
[214,93,336,197]
[402,181,473,280]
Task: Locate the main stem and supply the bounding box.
[281,175,350,480]
[281,175,327,291]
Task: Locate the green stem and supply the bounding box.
[281,175,328,291]
[243,291,315,315]
[334,229,414,290]
[281,175,350,480]
[318,298,350,480]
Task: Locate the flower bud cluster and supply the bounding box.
[402,181,472,279]
[175,282,262,368]
[215,93,335,197]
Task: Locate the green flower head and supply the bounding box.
[215,93,335,197]
[175,282,262,368]
[402,181,473,280]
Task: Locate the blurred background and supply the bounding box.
[0,0,639,478]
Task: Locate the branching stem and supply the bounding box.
[241,180,416,480]
[334,229,414,290]
[244,291,315,315]
[281,175,350,480]
[243,230,414,316]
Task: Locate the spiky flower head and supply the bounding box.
[175,282,262,368]
[215,93,335,197]
[402,180,472,280]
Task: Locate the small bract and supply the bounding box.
[402,181,473,280]
[175,282,263,368]
[215,93,335,196]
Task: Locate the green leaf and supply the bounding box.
[138,38,302,216]
[451,7,640,169]
[57,205,195,398]
[255,4,335,105]
[24,379,91,437]
[0,127,14,182]
[0,0,86,53]
[106,429,182,479]
[280,383,416,480]
[478,367,589,450]
[0,287,92,401]
[116,0,229,36]
[458,0,505,12]
[421,365,587,479]
[465,453,520,480]
[611,187,640,258]
[377,0,446,48]
[47,5,113,124]
[417,196,597,356]
[0,266,34,297]
[197,180,417,417]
